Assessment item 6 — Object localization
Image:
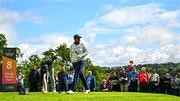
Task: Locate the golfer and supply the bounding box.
[70,34,90,94]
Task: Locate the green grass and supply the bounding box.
[0,92,179,101]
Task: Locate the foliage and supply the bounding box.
[0,33,7,61]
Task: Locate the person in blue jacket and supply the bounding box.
[129,67,138,92]
[86,71,96,91]
[68,68,74,91]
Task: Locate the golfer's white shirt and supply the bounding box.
[70,43,88,63]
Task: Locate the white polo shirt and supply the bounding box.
[150,73,160,82]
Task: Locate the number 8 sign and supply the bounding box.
[2,48,17,91]
[2,49,17,85]
[6,61,12,70]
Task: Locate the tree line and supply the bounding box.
[0,33,180,91]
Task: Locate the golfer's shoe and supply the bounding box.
[43,91,47,93]
[42,89,48,93]
[85,90,90,94]
[53,90,57,93]
[66,90,74,94]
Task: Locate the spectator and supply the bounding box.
[17,70,24,92]
[108,71,119,92]
[139,67,149,92]
[57,64,73,94]
[128,60,135,72]
[173,73,180,96]
[99,79,109,92]
[40,64,48,93]
[167,69,175,94]
[118,67,129,92]
[159,73,172,94]
[169,69,175,81]
[29,65,40,92]
[129,67,138,92]
[149,68,160,93]
[55,77,59,92]
[147,69,152,81]
[86,71,96,92]
[67,68,74,91]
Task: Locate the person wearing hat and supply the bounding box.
[70,34,90,94]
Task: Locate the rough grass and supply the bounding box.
[0,92,180,101]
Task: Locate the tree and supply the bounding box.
[55,43,70,65]
[0,33,7,61]
[16,47,23,58]
[29,54,41,67]
[17,60,32,87]
[42,48,55,59]
[85,58,93,70]
[0,33,23,61]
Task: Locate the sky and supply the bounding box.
[0,0,180,66]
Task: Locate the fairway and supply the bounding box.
[0,92,179,101]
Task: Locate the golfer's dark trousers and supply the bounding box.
[72,60,89,91]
